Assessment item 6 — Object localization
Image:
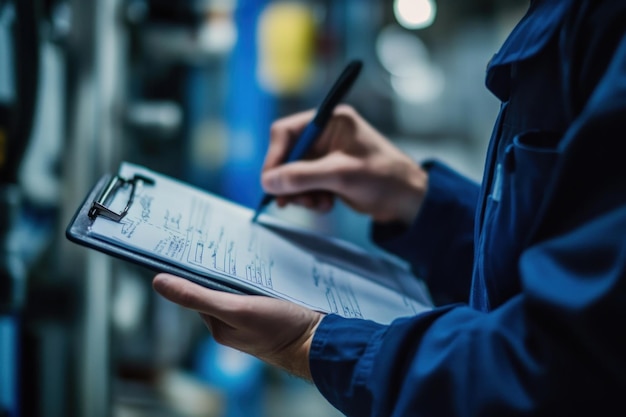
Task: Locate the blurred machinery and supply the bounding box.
[1,1,40,416]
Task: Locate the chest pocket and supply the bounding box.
[481,131,561,303]
[473,0,576,310]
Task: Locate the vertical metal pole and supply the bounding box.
[0,316,17,417]
[1,182,25,417]
[80,251,112,417]
[60,0,126,415]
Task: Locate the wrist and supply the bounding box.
[397,162,429,226]
[276,311,324,381]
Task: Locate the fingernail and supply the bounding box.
[263,171,280,192]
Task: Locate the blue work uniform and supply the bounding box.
[309,1,626,416]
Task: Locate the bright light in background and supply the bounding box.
[376,25,445,104]
[376,25,429,77]
[394,0,437,30]
[390,66,444,104]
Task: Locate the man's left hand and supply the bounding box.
[152,273,324,380]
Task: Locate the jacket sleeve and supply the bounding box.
[310,12,626,417]
[371,161,480,305]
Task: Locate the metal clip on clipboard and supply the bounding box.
[88,174,155,221]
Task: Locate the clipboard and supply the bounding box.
[66,162,432,324]
[66,172,247,295]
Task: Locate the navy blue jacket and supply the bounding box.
[309,1,626,416]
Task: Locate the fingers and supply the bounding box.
[275,191,335,212]
[262,152,358,195]
[199,313,236,341]
[263,109,316,172]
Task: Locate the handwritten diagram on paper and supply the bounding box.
[88,162,431,324]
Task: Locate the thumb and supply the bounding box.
[152,273,237,319]
[261,154,353,195]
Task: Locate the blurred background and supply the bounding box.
[0,0,527,416]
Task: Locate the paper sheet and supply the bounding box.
[89,162,432,324]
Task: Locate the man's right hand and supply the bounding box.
[261,105,429,225]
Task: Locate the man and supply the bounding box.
[153,1,626,415]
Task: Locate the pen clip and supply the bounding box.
[314,59,362,126]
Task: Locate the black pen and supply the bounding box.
[251,59,363,223]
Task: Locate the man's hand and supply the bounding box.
[152,273,324,381]
[262,105,428,225]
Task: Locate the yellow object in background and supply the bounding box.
[257,1,316,95]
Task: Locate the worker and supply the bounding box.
[153,1,626,415]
